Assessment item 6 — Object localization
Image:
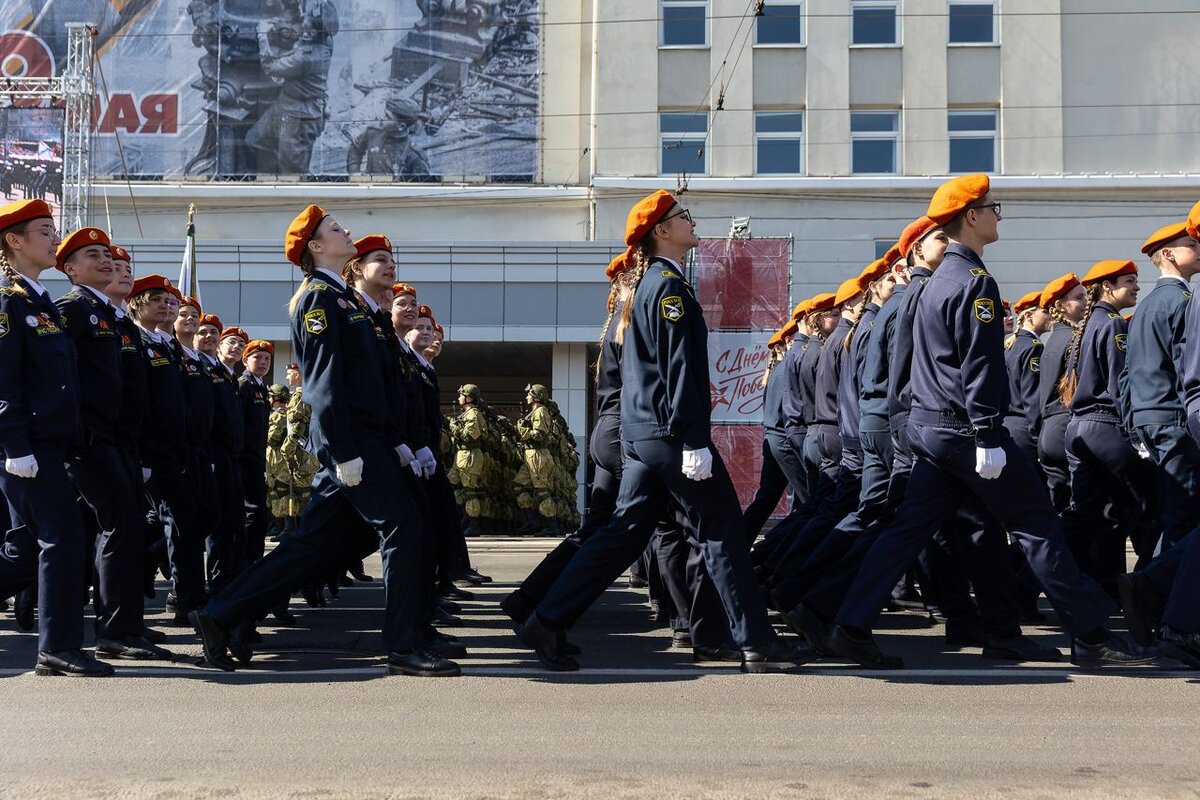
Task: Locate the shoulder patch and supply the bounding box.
[0,313,8,338]
[973,298,996,323]
[969,268,990,278]
[304,309,328,335]
[1184,290,1193,299]
[1029,356,1040,374]
[661,270,676,278]
[1115,333,1128,353]
[661,295,685,323]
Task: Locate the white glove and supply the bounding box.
[415,446,437,479]
[681,447,714,482]
[4,454,38,479]
[409,460,422,477]
[335,457,364,487]
[974,446,1007,480]
[395,443,415,466]
[141,467,152,483]
[1134,443,1153,461]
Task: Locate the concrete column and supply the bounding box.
[552,341,590,511]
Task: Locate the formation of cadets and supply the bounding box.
[6,172,1200,678]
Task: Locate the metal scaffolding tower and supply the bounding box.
[0,23,94,231]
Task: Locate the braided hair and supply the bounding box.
[0,222,32,298]
[592,278,621,383]
[760,347,781,389]
[286,249,318,315]
[1057,283,1101,406]
[615,236,653,346]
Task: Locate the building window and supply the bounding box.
[662,0,707,46]
[851,111,899,174]
[851,1,898,45]
[949,1,996,44]
[948,110,997,172]
[756,2,804,45]
[661,112,708,174]
[755,112,804,174]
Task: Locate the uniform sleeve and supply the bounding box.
[1106,319,1131,425]
[459,409,483,443]
[54,294,87,348]
[653,278,711,450]
[262,42,331,80]
[0,292,32,458]
[522,407,553,447]
[954,276,1009,448]
[293,287,357,465]
[267,409,287,449]
[1019,340,1044,440]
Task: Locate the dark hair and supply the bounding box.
[1057,283,1101,406]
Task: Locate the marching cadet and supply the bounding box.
[450,384,492,536]
[0,199,112,676]
[826,174,1151,668]
[55,226,165,661]
[1036,274,1087,511]
[514,190,809,673]
[742,320,799,542]
[196,313,246,594]
[1125,219,1200,550]
[1058,260,1149,597]
[193,204,458,676]
[239,339,274,565]
[128,275,206,626]
[1004,290,1049,467]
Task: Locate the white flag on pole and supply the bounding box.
[177,205,199,303]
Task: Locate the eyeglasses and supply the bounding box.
[972,202,1002,220]
[660,208,693,225]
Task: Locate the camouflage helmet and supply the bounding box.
[525,383,550,402]
[458,383,481,400]
[268,384,290,402]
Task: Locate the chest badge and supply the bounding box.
[304,309,328,335]
[973,298,995,323]
[661,295,685,323]
[26,315,39,328]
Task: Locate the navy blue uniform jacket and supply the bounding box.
[1127,276,1189,426]
[1004,328,1044,440]
[55,286,122,446]
[1072,301,1129,421]
[861,282,906,431]
[812,317,852,427]
[888,267,933,418]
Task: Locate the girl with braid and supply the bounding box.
[1035,274,1087,512]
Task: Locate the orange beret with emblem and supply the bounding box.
[128,274,173,299]
[1038,274,1079,308]
[926,174,990,225]
[220,326,250,344]
[179,295,202,314]
[56,227,111,271]
[284,204,327,266]
[1187,198,1200,240]
[244,339,274,358]
[353,234,392,260]
[1012,290,1043,315]
[1140,221,1191,256]
[0,198,52,233]
[432,322,444,336]
[392,282,417,298]
[109,244,131,263]
[198,313,223,331]
[1081,260,1138,287]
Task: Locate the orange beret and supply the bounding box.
[432,322,444,335]
[767,329,784,348]
[926,174,990,225]
[198,313,223,331]
[625,190,677,247]
[244,339,274,358]
[1001,299,1012,312]
[179,295,202,313]
[1038,273,1079,308]
[418,304,433,319]
[605,252,631,280]
[55,227,111,270]
[791,300,809,321]
[806,292,837,315]
[1141,220,1191,256]
[165,284,183,303]
[1081,259,1138,287]
[109,245,131,262]
[858,257,890,286]
[1012,291,1043,315]
[284,204,327,266]
[834,276,863,307]
[897,216,938,258]
[0,198,52,232]
[882,243,901,267]
[781,319,799,339]
[1187,199,1200,240]
[392,282,417,298]
[128,274,173,299]
[354,234,392,260]
[220,326,249,344]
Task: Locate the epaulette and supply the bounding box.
[969,267,990,278]
[307,281,333,293]
[1108,312,1121,319]
[0,286,15,297]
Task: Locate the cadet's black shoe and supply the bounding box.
[228,621,255,666]
[693,646,742,663]
[271,604,297,627]
[453,571,483,587]
[96,637,171,661]
[628,574,648,589]
[301,583,325,608]
[432,606,464,627]
[557,630,582,657]
[387,649,461,677]
[1159,627,1200,669]
[164,591,178,615]
[1117,572,1161,647]
[423,629,468,659]
[189,610,236,672]
[499,591,534,624]
[827,625,904,669]
[945,618,987,648]
[325,578,340,599]
[514,615,579,671]
[13,587,34,631]
[459,567,492,584]
[351,569,374,583]
[671,630,693,649]
[441,582,475,601]
[1070,630,1158,667]
[981,634,1062,662]
[338,573,354,587]
[781,603,835,656]
[35,649,115,677]
[740,640,814,673]
[436,596,462,615]
[140,627,167,644]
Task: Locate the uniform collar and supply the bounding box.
[244,372,264,386]
[179,341,199,361]
[199,350,220,367]
[79,284,115,308]
[19,274,49,298]
[313,268,348,291]
[1158,275,1189,289]
[354,287,380,314]
[1016,328,1038,340]
[413,349,432,369]
[942,243,986,269]
[1094,300,1119,315]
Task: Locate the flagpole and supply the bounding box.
[186,203,197,298]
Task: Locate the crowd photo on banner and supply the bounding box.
[6,170,1200,677]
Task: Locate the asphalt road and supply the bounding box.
[1,536,1198,799]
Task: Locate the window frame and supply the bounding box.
[660,111,710,176]
[753,0,806,47]
[947,108,999,174]
[660,0,710,48]
[849,0,901,48]
[754,111,806,176]
[850,110,901,176]
[947,0,999,46]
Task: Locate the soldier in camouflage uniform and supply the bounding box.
[265,384,291,540]
[450,384,493,536]
[266,379,319,543]
[515,384,561,535]
[481,401,522,535]
[546,399,581,531]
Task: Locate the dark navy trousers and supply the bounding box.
[537,437,773,649]
[206,437,426,653]
[1038,413,1072,512]
[835,419,1115,637]
[206,448,245,594]
[1135,422,1200,549]
[150,466,207,614]
[743,434,789,542]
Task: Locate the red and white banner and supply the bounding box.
[708,330,775,424]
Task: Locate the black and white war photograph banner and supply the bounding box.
[1,0,540,181]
